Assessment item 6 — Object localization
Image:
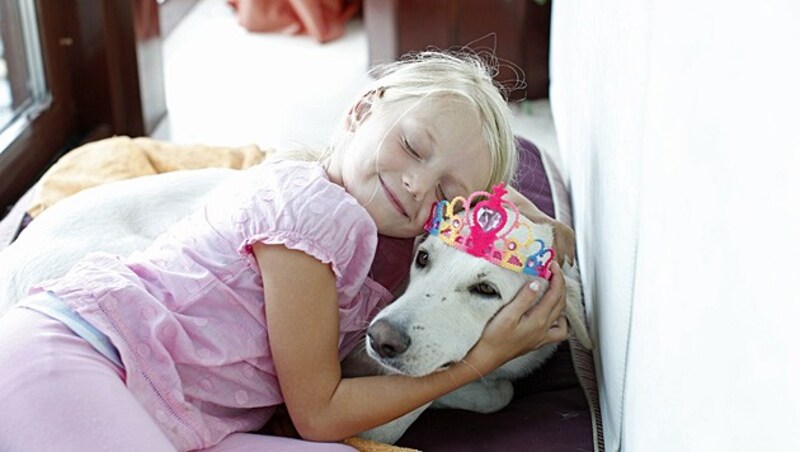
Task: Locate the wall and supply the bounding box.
[549,1,800,450]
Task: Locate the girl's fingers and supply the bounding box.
[527,262,566,322]
[504,260,567,323]
[490,261,569,347]
[502,279,544,320]
[479,261,572,361]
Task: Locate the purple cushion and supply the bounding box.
[514,136,556,219]
[395,137,594,451]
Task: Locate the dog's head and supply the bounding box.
[366,218,580,376]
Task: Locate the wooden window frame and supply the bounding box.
[0,0,75,216]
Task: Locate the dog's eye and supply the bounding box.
[469,283,500,298]
[415,250,429,268]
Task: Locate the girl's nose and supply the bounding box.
[402,169,435,202]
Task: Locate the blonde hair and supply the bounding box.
[284,50,519,190]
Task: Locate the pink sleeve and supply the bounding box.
[210,161,378,287]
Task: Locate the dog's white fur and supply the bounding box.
[0,170,593,445]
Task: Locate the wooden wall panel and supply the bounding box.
[364,0,551,99]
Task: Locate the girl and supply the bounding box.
[0,51,571,451]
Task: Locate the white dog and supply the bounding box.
[345,211,593,443]
[0,170,592,445]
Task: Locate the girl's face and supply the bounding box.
[329,95,492,238]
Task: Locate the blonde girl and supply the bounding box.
[0,51,571,451]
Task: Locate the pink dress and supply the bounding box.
[34,159,394,450]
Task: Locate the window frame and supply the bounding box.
[0,0,75,216]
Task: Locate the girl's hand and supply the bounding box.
[504,186,576,265]
[464,262,569,375]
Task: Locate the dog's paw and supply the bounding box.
[359,403,430,445]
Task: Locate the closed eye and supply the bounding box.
[402,137,422,160]
[469,282,500,298]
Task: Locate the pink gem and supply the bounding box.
[509,242,516,250]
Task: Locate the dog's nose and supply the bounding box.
[367,319,411,358]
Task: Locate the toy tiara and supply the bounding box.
[423,183,555,279]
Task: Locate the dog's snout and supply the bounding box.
[368,319,411,359]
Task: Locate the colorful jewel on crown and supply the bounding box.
[423,183,555,279]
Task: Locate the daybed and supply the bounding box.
[0,135,600,451]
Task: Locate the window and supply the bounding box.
[0,0,75,216]
[0,0,49,152]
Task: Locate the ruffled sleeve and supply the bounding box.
[205,159,379,314]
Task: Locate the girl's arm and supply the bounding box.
[505,185,576,265]
[254,242,568,442]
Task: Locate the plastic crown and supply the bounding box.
[423,183,555,279]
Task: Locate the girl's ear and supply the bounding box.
[345,87,386,132]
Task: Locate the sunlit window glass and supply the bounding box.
[0,0,49,151]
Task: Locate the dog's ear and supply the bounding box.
[563,277,594,349]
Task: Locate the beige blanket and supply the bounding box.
[28,136,268,217]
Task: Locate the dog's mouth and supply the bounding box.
[386,361,456,376]
[373,357,410,375]
[367,349,456,377]
[365,347,407,375]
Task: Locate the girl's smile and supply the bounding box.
[379,174,410,220]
